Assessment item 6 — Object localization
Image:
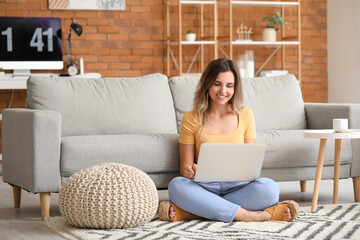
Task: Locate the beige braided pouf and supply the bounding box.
[58,163,158,229]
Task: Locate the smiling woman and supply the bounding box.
[158,58,299,223]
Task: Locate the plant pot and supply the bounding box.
[186,33,196,42]
[262,28,276,42]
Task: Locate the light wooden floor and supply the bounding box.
[0,176,356,240]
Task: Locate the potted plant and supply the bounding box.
[185,30,196,42]
[262,11,286,42]
[0,67,4,77]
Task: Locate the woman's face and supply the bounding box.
[208,71,235,106]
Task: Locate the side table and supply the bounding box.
[304,129,360,212]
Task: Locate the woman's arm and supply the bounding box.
[179,143,197,179]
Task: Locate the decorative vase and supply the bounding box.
[262,28,276,42]
[185,33,196,42]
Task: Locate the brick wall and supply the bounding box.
[0,0,327,153]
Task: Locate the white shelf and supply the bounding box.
[169,41,216,45]
[169,0,215,6]
[182,40,215,45]
[231,1,299,7]
[232,41,299,45]
[182,0,215,4]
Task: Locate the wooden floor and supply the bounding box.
[0,176,356,240]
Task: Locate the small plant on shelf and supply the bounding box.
[185,30,196,42]
[262,11,286,31]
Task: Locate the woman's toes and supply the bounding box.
[284,207,291,219]
[169,206,176,219]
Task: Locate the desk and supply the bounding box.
[0,73,101,90]
[0,75,28,89]
[0,73,62,89]
[304,129,360,212]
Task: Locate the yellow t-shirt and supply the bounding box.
[179,106,256,162]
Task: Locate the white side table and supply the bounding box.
[304,129,360,212]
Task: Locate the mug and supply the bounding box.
[333,119,348,132]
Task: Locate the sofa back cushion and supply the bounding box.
[27,74,178,136]
[242,74,306,130]
[168,76,199,132]
[169,74,306,131]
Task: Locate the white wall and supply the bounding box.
[328,0,360,103]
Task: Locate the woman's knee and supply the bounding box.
[256,178,279,202]
[168,177,194,203]
[168,177,190,194]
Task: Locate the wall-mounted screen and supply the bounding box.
[0,17,63,75]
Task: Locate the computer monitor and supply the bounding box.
[0,17,63,76]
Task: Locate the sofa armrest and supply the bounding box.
[304,103,360,129]
[305,103,360,177]
[2,108,62,193]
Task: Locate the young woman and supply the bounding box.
[158,58,299,222]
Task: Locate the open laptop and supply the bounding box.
[194,143,266,182]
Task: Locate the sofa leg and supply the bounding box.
[353,177,360,202]
[13,186,22,208]
[40,193,51,221]
[300,180,307,192]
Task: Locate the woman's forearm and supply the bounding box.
[179,143,196,178]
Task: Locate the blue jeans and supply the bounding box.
[168,177,279,222]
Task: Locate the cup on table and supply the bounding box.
[333,119,348,132]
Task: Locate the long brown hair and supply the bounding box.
[192,58,243,133]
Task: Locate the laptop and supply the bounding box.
[194,143,266,182]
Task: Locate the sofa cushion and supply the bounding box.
[168,76,199,132]
[242,74,307,130]
[257,130,352,169]
[169,74,306,131]
[27,74,178,136]
[60,133,180,178]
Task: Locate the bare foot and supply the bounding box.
[262,207,291,221]
[235,207,292,222]
[169,206,176,219]
[284,207,291,219]
[168,205,201,220]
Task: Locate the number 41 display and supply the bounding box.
[1,27,54,52]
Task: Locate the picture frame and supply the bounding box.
[48,0,125,10]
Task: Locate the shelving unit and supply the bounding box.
[166,0,218,76]
[166,0,301,83]
[227,0,301,82]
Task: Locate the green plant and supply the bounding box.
[262,12,286,31]
[186,30,195,34]
[0,67,3,72]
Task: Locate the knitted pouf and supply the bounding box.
[58,163,158,229]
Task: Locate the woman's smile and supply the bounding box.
[216,94,228,100]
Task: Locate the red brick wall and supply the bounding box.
[0,0,327,153]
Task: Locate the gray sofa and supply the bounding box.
[2,73,360,220]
